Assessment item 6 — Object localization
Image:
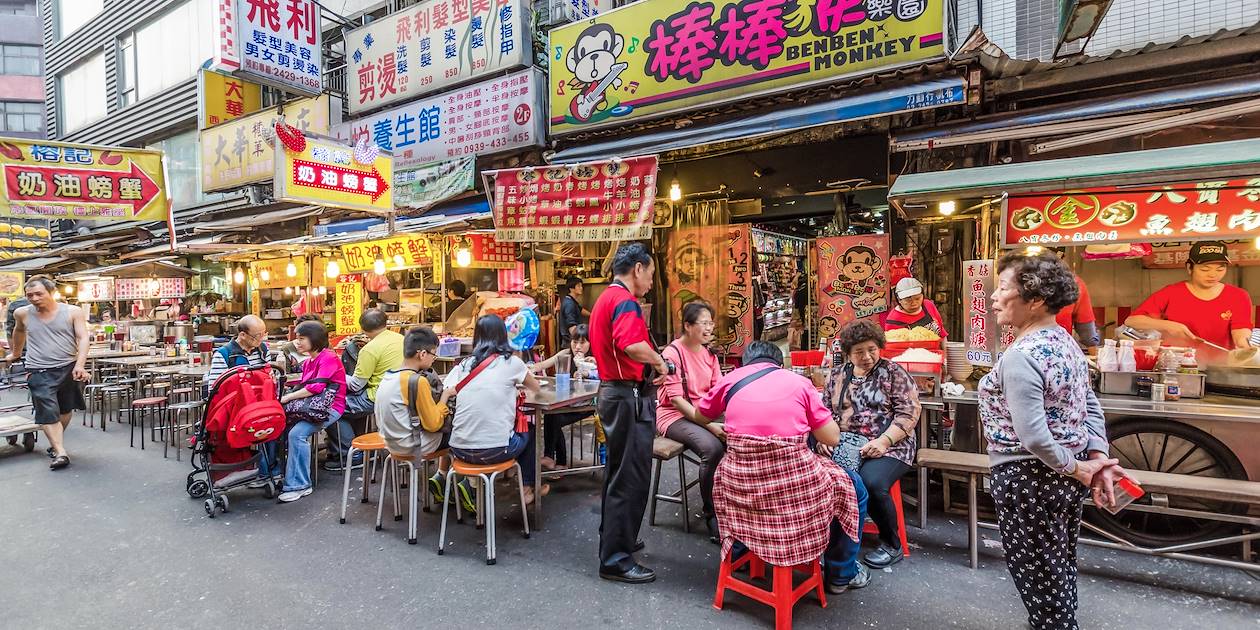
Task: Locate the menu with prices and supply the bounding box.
[488,155,657,242]
[114,278,186,301]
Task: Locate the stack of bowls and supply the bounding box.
[945,342,972,382]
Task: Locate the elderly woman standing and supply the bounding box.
[822,319,920,569]
[981,251,1125,630]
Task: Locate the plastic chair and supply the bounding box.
[713,548,827,630]
[437,458,530,565]
[375,449,449,544]
[338,432,388,524]
[861,480,909,557]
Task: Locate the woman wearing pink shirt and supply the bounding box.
[658,302,725,541]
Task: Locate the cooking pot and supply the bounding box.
[164,321,194,344]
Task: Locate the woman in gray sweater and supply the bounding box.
[979,250,1129,630]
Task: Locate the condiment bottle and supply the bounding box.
[1178,348,1199,374]
[1098,339,1119,372]
[1118,340,1137,372]
[1163,375,1181,401]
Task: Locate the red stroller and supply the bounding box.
[186,365,286,517]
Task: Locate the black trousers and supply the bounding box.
[857,456,911,549]
[991,458,1090,630]
[543,411,588,465]
[663,420,725,516]
[597,383,656,572]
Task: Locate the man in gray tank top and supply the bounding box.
[3,276,90,470]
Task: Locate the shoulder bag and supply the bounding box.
[283,377,339,425]
[455,355,530,434]
[829,364,873,470]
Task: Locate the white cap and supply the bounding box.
[895,277,923,300]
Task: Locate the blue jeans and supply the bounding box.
[260,410,343,492]
[823,467,869,585]
[450,428,536,484]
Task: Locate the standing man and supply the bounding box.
[558,276,589,348]
[333,308,403,470]
[589,243,673,584]
[3,277,90,470]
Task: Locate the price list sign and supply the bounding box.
[487,155,657,242]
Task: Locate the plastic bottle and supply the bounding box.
[1178,348,1200,375]
[1098,339,1119,372]
[1118,340,1137,372]
[597,443,607,465]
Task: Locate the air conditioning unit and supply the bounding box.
[541,0,609,26]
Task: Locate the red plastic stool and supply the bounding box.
[713,549,826,630]
[862,479,909,556]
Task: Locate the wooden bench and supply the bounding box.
[916,447,1260,571]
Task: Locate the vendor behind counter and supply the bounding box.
[1124,241,1257,356]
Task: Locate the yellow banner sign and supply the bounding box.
[274,134,393,213]
[548,0,944,134]
[340,233,437,273]
[200,95,330,193]
[0,137,169,221]
[249,256,308,289]
[199,69,263,129]
[335,274,363,334]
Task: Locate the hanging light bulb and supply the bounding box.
[393,254,405,268]
[233,267,245,284]
[453,236,472,268]
[318,285,327,295]
[284,286,293,296]
[326,259,340,278]
[669,179,682,202]
[64,285,74,295]
[286,258,297,277]
[373,257,386,274]
[938,200,957,216]
[260,267,271,282]
[1254,235,1260,250]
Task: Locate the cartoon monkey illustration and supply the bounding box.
[823,245,887,310]
[566,24,628,122]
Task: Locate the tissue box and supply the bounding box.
[437,337,462,358]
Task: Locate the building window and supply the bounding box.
[57,52,106,134]
[0,101,42,133]
[0,2,37,16]
[56,0,102,38]
[120,0,216,104]
[0,44,41,76]
[146,129,228,210]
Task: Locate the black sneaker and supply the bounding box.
[322,456,363,472]
[863,543,904,569]
[826,563,871,594]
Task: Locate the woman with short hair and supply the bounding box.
[981,250,1126,630]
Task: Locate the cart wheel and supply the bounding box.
[5,435,15,446]
[1087,418,1247,547]
[21,432,36,453]
[204,498,216,518]
[262,484,275,499]
[187,479,210,499]
[217,495,230,513]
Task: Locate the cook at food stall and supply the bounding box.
[1055,275,1099,352]
[1124,241,1256,351]
[883,278,947,336]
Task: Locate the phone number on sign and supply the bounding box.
[244,59,320,90]
[1015,230,1120,244]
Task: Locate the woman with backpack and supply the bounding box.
[260,320,347,503]
[657,301,725,542]
[444,315,544,503]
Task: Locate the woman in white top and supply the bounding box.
[444,315,544,502]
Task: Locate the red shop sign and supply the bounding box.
[488,156,657,242]
[1002,177,1260,247]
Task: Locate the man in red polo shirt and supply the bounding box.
[589,243,672,584]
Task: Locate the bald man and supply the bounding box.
[203,314,271,390]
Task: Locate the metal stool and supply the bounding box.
[338,432,389,525]
[164,400,203,461]
[83,383,110,429]
[376,448,449,544]
[101,385,133,429]
[126,396,167,450]
[438,458,531,565]
[648,436,701,533]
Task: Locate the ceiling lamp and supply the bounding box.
[373,257,386,274]
[232,268,245,284]
[286,259,297,277]
[669,179,682,202]
[938,200,956,216]
[325,260,340,278]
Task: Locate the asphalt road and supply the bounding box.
[1,405,1257,629]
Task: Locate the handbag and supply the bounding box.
[455,355,530,434]
[829,364,873,470]
[283,377,339,424]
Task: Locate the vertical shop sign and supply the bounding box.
[816,235,890,350]
[344,0,529,114]
[336,274,364,334]
[487,156,658,242]
[962,260,997,366]
[667,220,753,357]
[234,0,322,95]
[198,69,263,129]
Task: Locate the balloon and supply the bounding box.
[505,307,540,352]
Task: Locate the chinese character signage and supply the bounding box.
[816,235,890,351]
[76,279,115,302]
[345,0,530,114]
[232,0,322,95]
[487,155,658,242]
[1142,242,1260,269]
[668,220,754,357]
[548,0,944,134]
[337,69,544,170]
[1004,178,1260,247]
[200,95,330,192]
[274,134,394,213]
[115,278,186,300]
[340,234,437,272]
[336,274,364,334]
[0,138,169,222]
[394,157,475,209]
[199,69,263,129]
[463,234,517,269]
[963,259,999,367]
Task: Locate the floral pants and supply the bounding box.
[990,457,1090,630]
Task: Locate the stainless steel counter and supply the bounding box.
[926,390,1260,424]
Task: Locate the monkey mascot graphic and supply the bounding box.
[565,24,629,123]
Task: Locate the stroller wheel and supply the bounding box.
[21,432,36,453]
[262,484,275,500]
[217,495,230,514]
[204,498,216,518]
[187,478,210,499]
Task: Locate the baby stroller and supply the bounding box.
[186,364,287,517]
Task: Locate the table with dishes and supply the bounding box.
[523,376,601,527]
